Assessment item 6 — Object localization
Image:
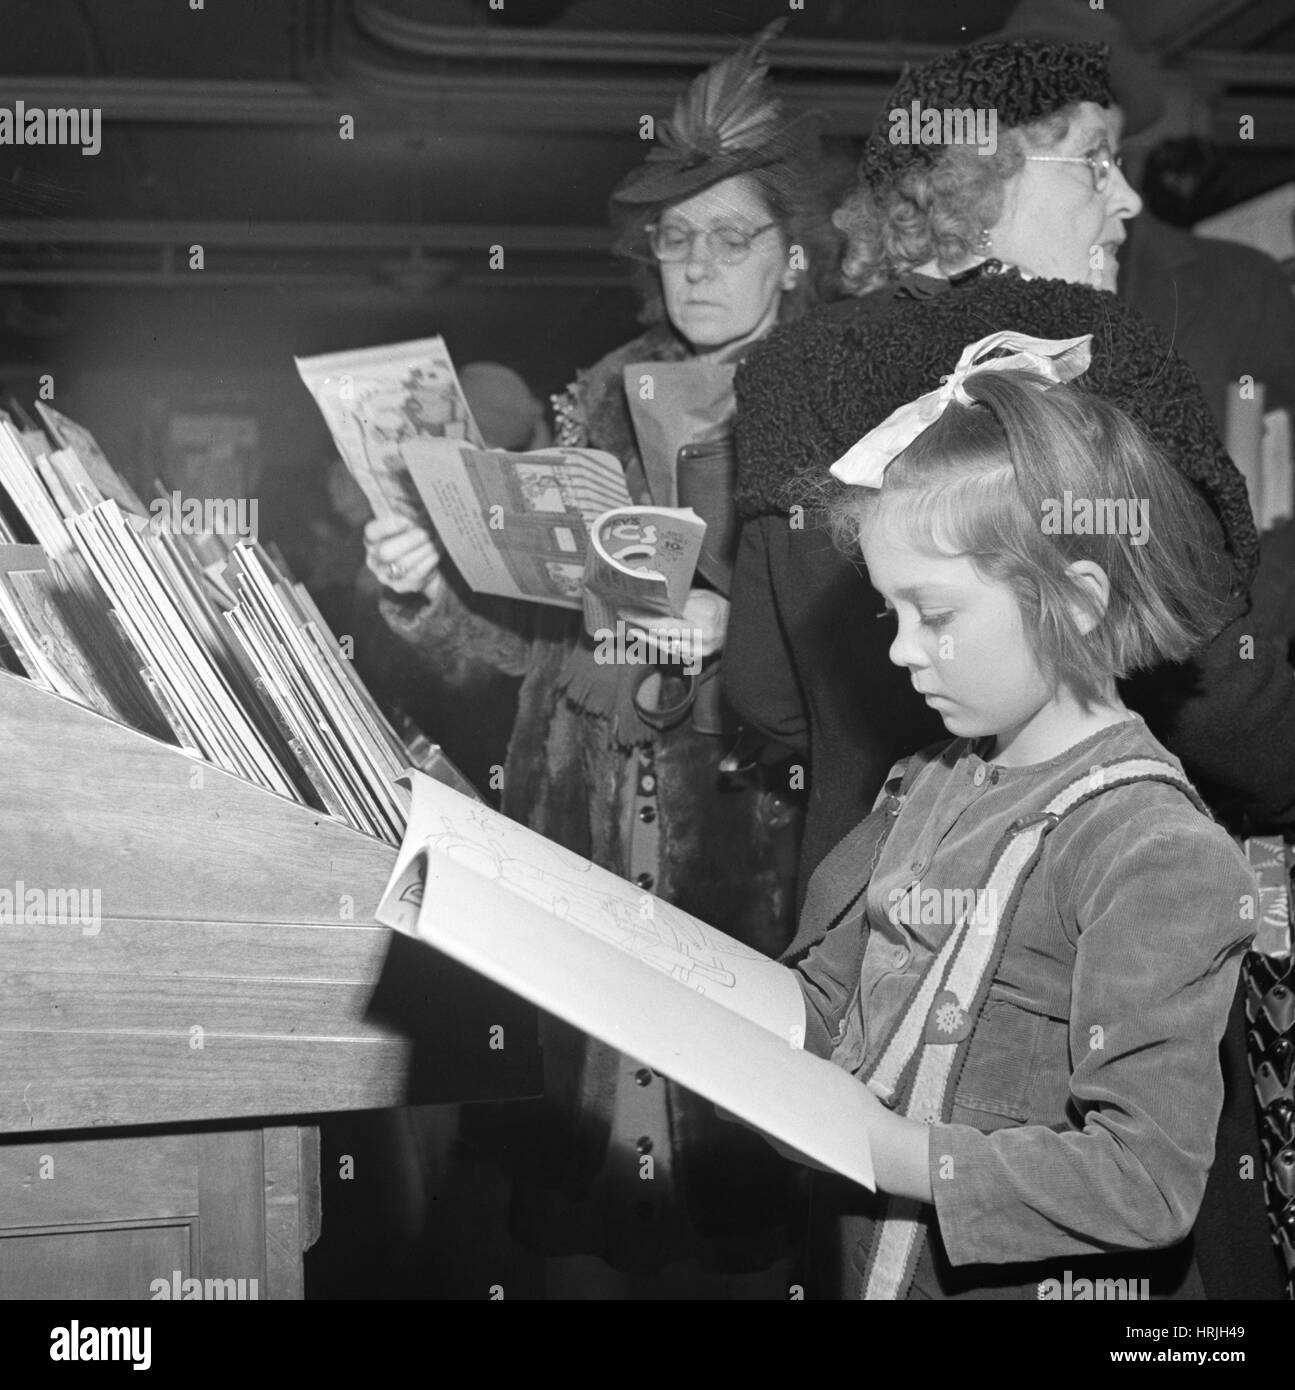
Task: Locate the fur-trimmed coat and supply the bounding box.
[381,327,803,1272]
[382,325,798,948]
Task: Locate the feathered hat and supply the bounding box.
[610,20,797,207]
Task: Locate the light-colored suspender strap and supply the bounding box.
[861,757,1199,1300]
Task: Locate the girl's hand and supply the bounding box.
[620,588,730,663]
[364,515,442,595]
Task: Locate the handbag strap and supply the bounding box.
[860,755,1206,1300]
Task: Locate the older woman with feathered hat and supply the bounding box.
[366,23,840,1288]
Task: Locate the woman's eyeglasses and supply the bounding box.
[1023,142,1125,194]
[645,221,777,265]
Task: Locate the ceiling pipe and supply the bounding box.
[348,7,952,74]
[0,267,624,290]
[0,220,606,251]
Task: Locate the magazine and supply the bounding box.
[299,336,707,621]
[400,436,705,620]
[376,769,877,1191]
[295,336,486,523]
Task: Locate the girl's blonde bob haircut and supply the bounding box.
[831,369,1232,704]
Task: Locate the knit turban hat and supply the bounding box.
[860,39,1111,193]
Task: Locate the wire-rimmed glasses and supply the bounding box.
[1023,142,1125,194]
[645,221,778,266]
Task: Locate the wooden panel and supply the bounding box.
[0,674,544,1136]
[195,1130,264,1285]
[2,1033,416,1129]
[0,917,398,977]
[0,1134,198,1226]
[0,670,398,924]
[0,1223,191,1300]
[262,1126,315,1299]
[0,1126,323,1299]
[1,920,542,1132]
[8,970,386,1034]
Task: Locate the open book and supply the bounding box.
[375,768,876,1190]
[297,337,706,623]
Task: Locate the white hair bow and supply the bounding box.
[829,330,1094,488]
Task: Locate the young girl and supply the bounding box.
[785,331,1258,1300]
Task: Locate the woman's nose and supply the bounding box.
[684,246,717,281]
[1108,165,1143,222]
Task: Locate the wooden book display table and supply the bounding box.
[0,672,540,1298]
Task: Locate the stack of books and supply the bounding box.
[0,400,411,845]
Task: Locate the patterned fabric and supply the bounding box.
[1243,835,1295,1298]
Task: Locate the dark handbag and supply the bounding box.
[676,436,740,597]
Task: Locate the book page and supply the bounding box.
[403,438,631,608]
[375,771,876,1190]
[35,403,152,518]
[582,505,706,635]
[295,336,484,523]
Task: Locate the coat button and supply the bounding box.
[635,1068,653,1087]
[636,1136,654,1155]
[973,765,986,786]
[639,773,657,794]
[635,872,654,890]
[638,805,657,823]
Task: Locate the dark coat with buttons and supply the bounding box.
[385,327,804,1273]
